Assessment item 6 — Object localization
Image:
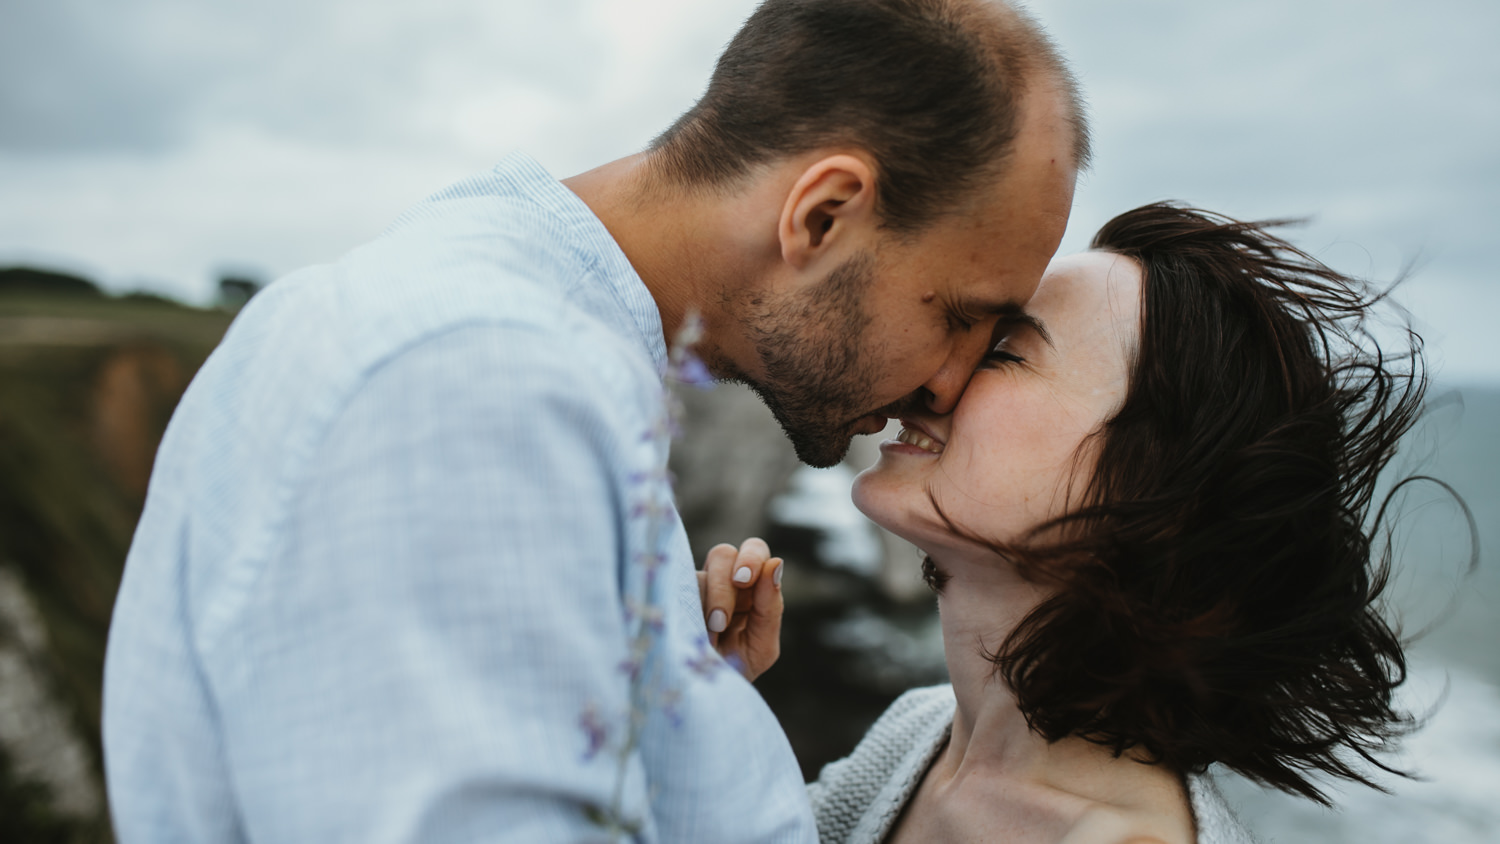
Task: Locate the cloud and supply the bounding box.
[1030,0,1500,382]
[0,0,760,300]
[0,0,1495,380]
[0,0,204,150]
[1,0,609,151]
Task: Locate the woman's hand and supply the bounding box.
[696,537,784,681]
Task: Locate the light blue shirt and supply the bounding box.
[102,153,818,843]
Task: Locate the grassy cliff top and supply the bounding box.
[0,282,233,842]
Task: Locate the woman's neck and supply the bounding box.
[930,556,1058,783]
[917,552,1194,840]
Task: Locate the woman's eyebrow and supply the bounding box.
[971,300,1054,348]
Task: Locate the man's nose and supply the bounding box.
[921,362,975,416]
[922,369,970,414]
[920,331,991,414]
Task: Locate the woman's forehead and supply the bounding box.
[1031,251,1142,324]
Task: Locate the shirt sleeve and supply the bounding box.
[210,322,662,843]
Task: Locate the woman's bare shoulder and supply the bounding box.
[1058,803,1191,844]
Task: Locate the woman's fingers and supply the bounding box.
[701,543,741,642]
[753,556,784,619]
[704,538,768,630]
[699,538,784,680]
[731,537,771,596]
[742,557,785,672]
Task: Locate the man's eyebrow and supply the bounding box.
[970,300,1054,347]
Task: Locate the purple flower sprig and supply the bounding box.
[582,309,716,840]
[664,310,715,390]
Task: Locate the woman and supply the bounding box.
[700,202,1425,843]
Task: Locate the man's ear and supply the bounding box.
[778,154,879,270]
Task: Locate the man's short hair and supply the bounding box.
[650,0,1090,234]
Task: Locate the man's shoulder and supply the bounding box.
[150,196,667,653]
[308,190,604,353]
[209,263,658,462]
[220,186,654,407]
[168,185,664,527]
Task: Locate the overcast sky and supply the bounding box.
[2,0,1496,382]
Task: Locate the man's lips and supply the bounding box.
[852,413,890,436]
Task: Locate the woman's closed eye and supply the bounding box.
[981,341,1026,366]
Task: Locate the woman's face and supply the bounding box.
[851,251,1143,557]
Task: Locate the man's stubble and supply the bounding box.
[740,252,898,468]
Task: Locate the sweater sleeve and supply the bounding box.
[806,685,957,844]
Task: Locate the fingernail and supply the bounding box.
[773,560,784,587]
[733,566,752,584]
[708,609,727,632]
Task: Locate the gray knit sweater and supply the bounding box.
[807,685,1259,844]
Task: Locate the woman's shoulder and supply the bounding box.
[1056,771,1258,844]
[1062,770,1258,844]
[809,687,1260,844]
[1054,803,1184,844]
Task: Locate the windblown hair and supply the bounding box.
[975,202,1430,803]
[649,0,1090,233]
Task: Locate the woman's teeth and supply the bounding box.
[896,427,943,454]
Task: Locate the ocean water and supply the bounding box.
[1214,385,1500,842]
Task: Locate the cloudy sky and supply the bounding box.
[2,0,1496,382]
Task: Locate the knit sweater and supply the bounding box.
[808,685,1259,844]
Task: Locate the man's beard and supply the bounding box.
[742,252,887,468]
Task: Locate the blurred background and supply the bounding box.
[0,0,1495,841]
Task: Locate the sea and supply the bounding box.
[1212,384,1500,842]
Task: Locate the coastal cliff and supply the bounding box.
[0,270,232,841]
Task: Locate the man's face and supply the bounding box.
[740,250,883,467]
[740,94,1078,467]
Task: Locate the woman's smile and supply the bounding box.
[887,421,946,455]
[855,251,1142,553]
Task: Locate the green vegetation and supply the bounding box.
[0,270,232,841]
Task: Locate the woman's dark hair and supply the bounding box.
[649,0,1090,234]
[972,202,1431,803]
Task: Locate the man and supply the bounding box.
[102,0,1088,841]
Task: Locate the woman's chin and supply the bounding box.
[849,466,897,529]
[851,467,930,549]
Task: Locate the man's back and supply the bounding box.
[102,154,816,843]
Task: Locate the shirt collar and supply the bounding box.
[488,152,668,375]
